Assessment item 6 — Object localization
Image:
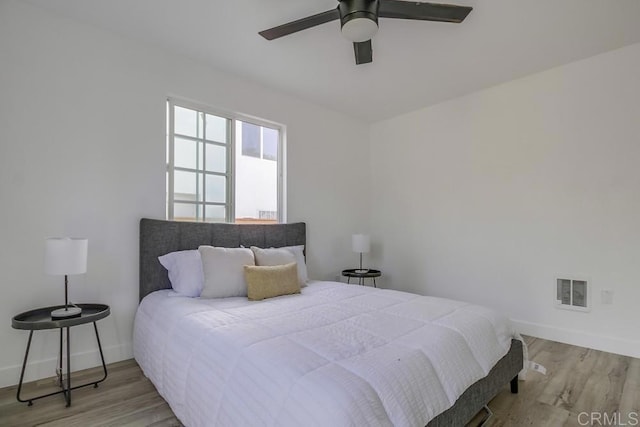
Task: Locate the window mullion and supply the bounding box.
[228,118,235,223]
[167,101,176,220]
[278,129,285,223]
[173,133,226,147]
[201,112,206,222]
[260,127,264,160]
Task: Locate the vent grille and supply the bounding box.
[556,278,589,311]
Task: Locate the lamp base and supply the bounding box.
[51,306,82,320]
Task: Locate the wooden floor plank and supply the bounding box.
[619,357,640,414]
[572,351,628,415]
[484,337,637,427]
[537,344,595,410]
[38,393,175,427]
[0,336,636,427]
[0,361,178,427]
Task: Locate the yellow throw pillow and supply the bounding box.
[244,262,300,301]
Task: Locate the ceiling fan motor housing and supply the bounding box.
[339,0,380,42]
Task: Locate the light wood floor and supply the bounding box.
[1,336,637,426]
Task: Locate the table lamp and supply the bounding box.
[45,237,88,320]
[352,234,370,273]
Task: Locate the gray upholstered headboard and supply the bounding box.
[139,218,306,301]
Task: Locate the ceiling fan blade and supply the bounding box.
[353,40,373,65]
[259,8,340,40]
[378,0,472,23]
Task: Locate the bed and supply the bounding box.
[135,218,523,426]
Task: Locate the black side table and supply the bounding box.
[11,303,110,407]
[342,269,382,287]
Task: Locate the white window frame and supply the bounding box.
[166,97,285,223]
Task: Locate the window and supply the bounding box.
[167,99,283,223]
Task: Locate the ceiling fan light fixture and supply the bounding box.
[339,1,380,43]
[259,0,472,65]
[341,14,378,42]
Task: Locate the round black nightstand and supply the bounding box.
[342,269,382,287]
[11,303,110,407]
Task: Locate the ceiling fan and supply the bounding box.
[259,0,472,65]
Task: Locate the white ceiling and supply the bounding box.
[26,0,640,122]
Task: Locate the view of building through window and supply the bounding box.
[235,120,279,223]
[167,101,282,224]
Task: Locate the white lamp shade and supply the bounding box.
[341,17,378,42]
[352,234,370,254]
[45,238,88,275]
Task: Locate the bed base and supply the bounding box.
[427,338,523,426]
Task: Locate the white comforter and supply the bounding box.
[134,281,517,427]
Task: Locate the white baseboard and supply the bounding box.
[512,319,640,359]
[0,342,132,389]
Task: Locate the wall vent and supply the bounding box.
[556,278,589,311]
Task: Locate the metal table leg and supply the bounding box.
[57,329,63,387]
[93,322,108,386]
[16,331,34,406]
[65,326,71,407]
[16,322,108,406]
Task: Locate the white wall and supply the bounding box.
[0,1,370,387]
[370,42,640,358]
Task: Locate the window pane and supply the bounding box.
[241,121,260,158]
[235,138,278,223]
[206,114,227,143]
[205,144,226,173]
[204,205,225,222]
[174,106,201,138]
[174,137,198,169]
[174,170,203,202]
[263,127,278,161]
[205,174,225,203]
[173,203,201,222]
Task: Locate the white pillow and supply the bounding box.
[283,245,309,285]
[198,246,255,298]
[251,246,295,265]
[158,250,204,297]
[250,245,308,286]
[283,245,309,284]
